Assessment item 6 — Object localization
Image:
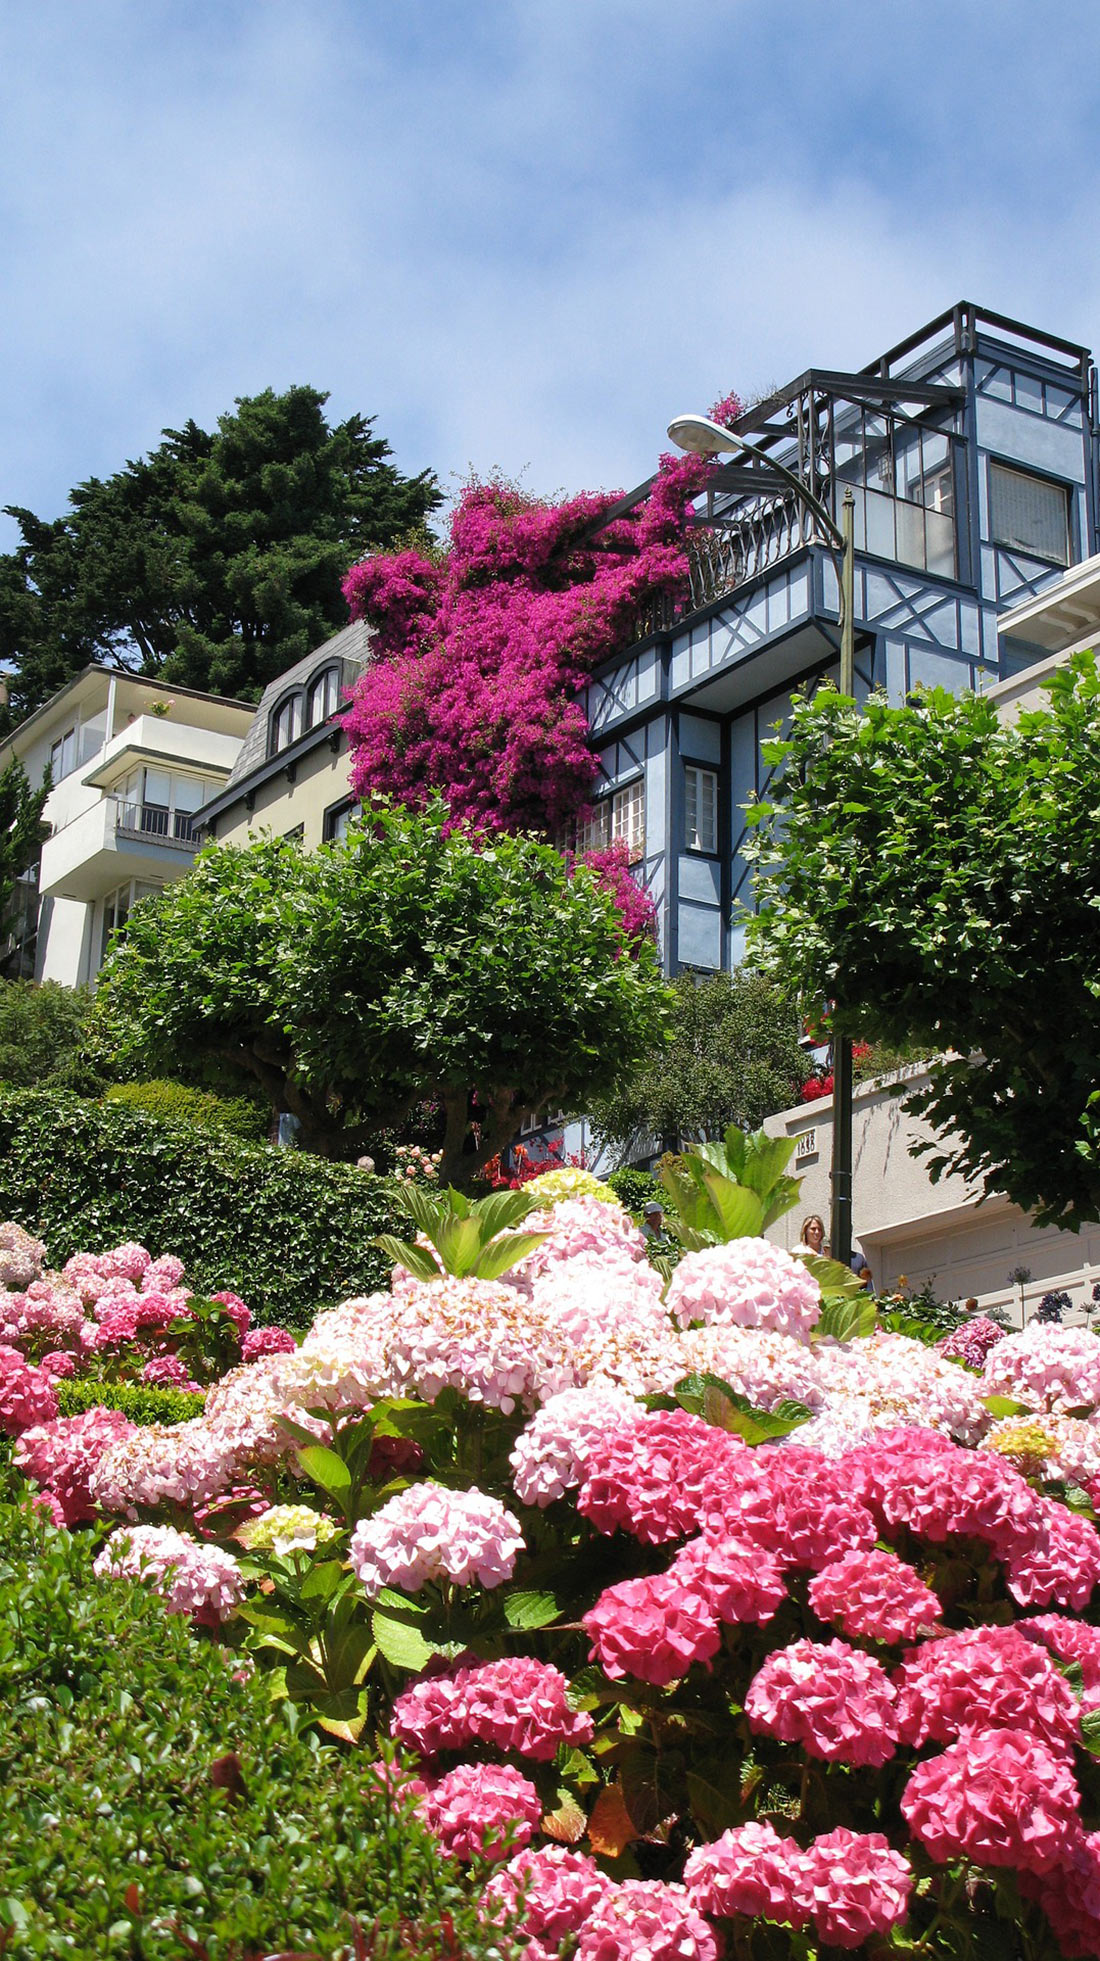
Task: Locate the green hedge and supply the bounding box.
[56,1378,207,1426]
[0,1089,399,1328]
[607,1165,664,1214]
[0,1502,501,1958]
[104,1078,269,1144]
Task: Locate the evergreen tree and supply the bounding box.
[0,388,440,722]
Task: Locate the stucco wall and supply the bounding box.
[764,1072,1100,1326]
[212,738,354,851]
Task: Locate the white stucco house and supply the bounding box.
[1,668,255,988]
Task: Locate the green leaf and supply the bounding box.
[437,1213,487,1276]
[372,1235,440,1282]
[1081,1707,1100,1756]
[472,1230,548,1280]
[699,1168,764,1240]
[981,1394,1032,1419]
[295,1444,353,1508]
[503,1589,560,1630]
[814,1295,878,1341]
[370,1606,435,1673]
[799,1251,868,1300]
[474,1188,540,1238]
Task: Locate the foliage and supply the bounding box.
[90,801,673,1181]
[748,654,1100,1229]
[606,1166,665,1215]
[104,1078,268,1144]
[56,1376,207,1426]
[0,1089,399,1326]
[0,1502,499,1958]
[0,764,49,947]
[658,1125,802,1249]
[879,1278,968,1347]
[588,969,807,1159]
[0,980,101,1092]
[0,387,440,718]
[377,1183,547,1283]
[341,447,722,837]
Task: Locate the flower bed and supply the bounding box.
[8,1184,1100,1957]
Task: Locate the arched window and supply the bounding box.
[270,693,304,755]
[305,665,340,729]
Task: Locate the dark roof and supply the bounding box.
[221,619,371,791]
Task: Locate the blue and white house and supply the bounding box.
[579,301,1099,978]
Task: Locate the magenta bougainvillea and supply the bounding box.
[340,423,738,841]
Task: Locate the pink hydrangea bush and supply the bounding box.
[666,1237,821,1340]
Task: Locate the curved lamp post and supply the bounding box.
[666,411,857,1268]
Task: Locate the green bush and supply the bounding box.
[0,1089,400,1327]
[0,980,102,1093]
[104,1078,269,1144]
[0,1503,501,1958]
[56,1378,207,1426]
[606,1166,664,1215]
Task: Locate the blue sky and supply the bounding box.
[4,0,1100,552]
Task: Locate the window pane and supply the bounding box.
[685,766,718,852]
[611,778,645,858]
[990,464,1069,564]
[143,769,171,808]
[172,775,204,812]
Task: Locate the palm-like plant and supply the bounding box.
[375,1184,547,1282]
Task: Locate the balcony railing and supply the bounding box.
[112,800,202,850]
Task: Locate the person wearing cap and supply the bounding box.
[642,1199,669,1247]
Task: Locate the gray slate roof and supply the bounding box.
[223,619,372,790]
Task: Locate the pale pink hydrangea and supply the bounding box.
[241,1323,297,1362]
[813,1332,989,1443]
[800,1829,913,1950]
[421,1762,541,1863]
[482,1846,612,1961]
[348,1483,524,1598]
[667,1239,821,1341]
[808,1549,942,1644]
[0,1344,58,1435]
[669,1531,786,1626]
[509,1381,641,1506]
[1006,1497,1100,1609]
[901,1726,1082,1875]
[0,1221,47,1289]
[391,1656,592,1760]
[90,1417,236,1515]
[578,1407,746,1545]
[94,1522,244,1624]
[894,1624,1081,1754]
[684,1820,810,1926]
[527,1256,668,1347]
[1,1279,85,1354]
[583,1570,721,1685]
[575,1880,717,1961]
[14,1405,137,1524]
[745,1638,899,1766]
[100,1241,152,1284]
[517,1196,650,1278]
[982,1324,1100,1415]
[671,1322,828,1412]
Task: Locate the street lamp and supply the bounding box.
[666,411,857,1267]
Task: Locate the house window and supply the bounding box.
[306,666,340,729]
[49,727,78,783]
[270,694,304,755]
[989,463,1070,566]
[685,765,718,853]
[1,866,39,979]
[100,878,162,964]
[575,779,646,861]
[324,798,356,842]
[114,768,215,844]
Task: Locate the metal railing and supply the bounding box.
[112,800,202,849]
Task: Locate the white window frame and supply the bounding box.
[576,778,645,862]
[270,693,304,755]
[306,665,341,729]
[684,764,718,854]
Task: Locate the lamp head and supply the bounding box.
[666,412,744,457]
